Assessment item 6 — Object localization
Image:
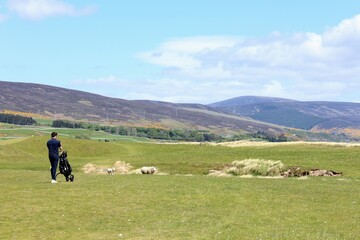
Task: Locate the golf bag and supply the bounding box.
[56,151,74,182]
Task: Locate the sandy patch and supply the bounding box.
[82,161,165,175]
[82,161,133,175]
[208,170,232,177]
[82,163,97,174]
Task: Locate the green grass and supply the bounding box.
[0,125,151,142]
[1,171,359,239]
[1,136,360,176]
[33,118,53,126]
[1,136,360,239]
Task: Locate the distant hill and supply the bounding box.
[209,96,360,130]
[0,81,284,135]
[210,96,297,107]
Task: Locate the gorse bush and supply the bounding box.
[225,159,285,176]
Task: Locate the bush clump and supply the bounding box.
[225,159,285,176]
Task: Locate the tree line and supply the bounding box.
[52,119,223,142]
[0,116,289,142]
[0,113,37,125]
[251,131,288,142]
[52,119,289,142]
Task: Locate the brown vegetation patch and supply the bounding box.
[210,159,343,178]
[281,167,342,177]
[310,169,342,177]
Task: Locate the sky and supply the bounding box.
[1,0,360,104]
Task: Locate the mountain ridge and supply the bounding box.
[2,81,360,137]
[209,96,298,107]
[0,81,284,135]
[209,96,360,130]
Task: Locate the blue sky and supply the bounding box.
[1,0,360,103]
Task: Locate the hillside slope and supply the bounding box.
[0,81,284,134]
[210,96,360,130]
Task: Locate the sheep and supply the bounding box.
[107,168,115,175]
[140,166,157,174]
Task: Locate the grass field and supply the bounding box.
[1,133,360,239]
[0,124,150,143]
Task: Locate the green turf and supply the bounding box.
[1,171,359,239]
[0,125,151,142]
[1,136,360,239]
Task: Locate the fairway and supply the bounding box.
[1,136,360,239]
[0,124,151,143]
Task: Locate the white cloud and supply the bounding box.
[7,0,97,20]
[68,14,360,104]
[137,14,360,102]
[71,75,280,104]
[262,80,285,97]
[138,36,240,72]
[71,76,228,103]
[323,14,360,46]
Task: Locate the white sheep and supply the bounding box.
[140,166,157,174]
[107,168,115,175]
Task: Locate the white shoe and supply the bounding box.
[51,180,57,183]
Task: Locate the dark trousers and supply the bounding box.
[49,154,59,180]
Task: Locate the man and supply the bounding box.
[47,132,62,183]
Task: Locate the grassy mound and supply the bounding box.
[224,159,285,177]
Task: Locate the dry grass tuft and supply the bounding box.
[213,159,286,177]
[208,170,232,177]
[113,161,133,174]
[82,163,97,174]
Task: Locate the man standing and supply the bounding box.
[47,132,62,183]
